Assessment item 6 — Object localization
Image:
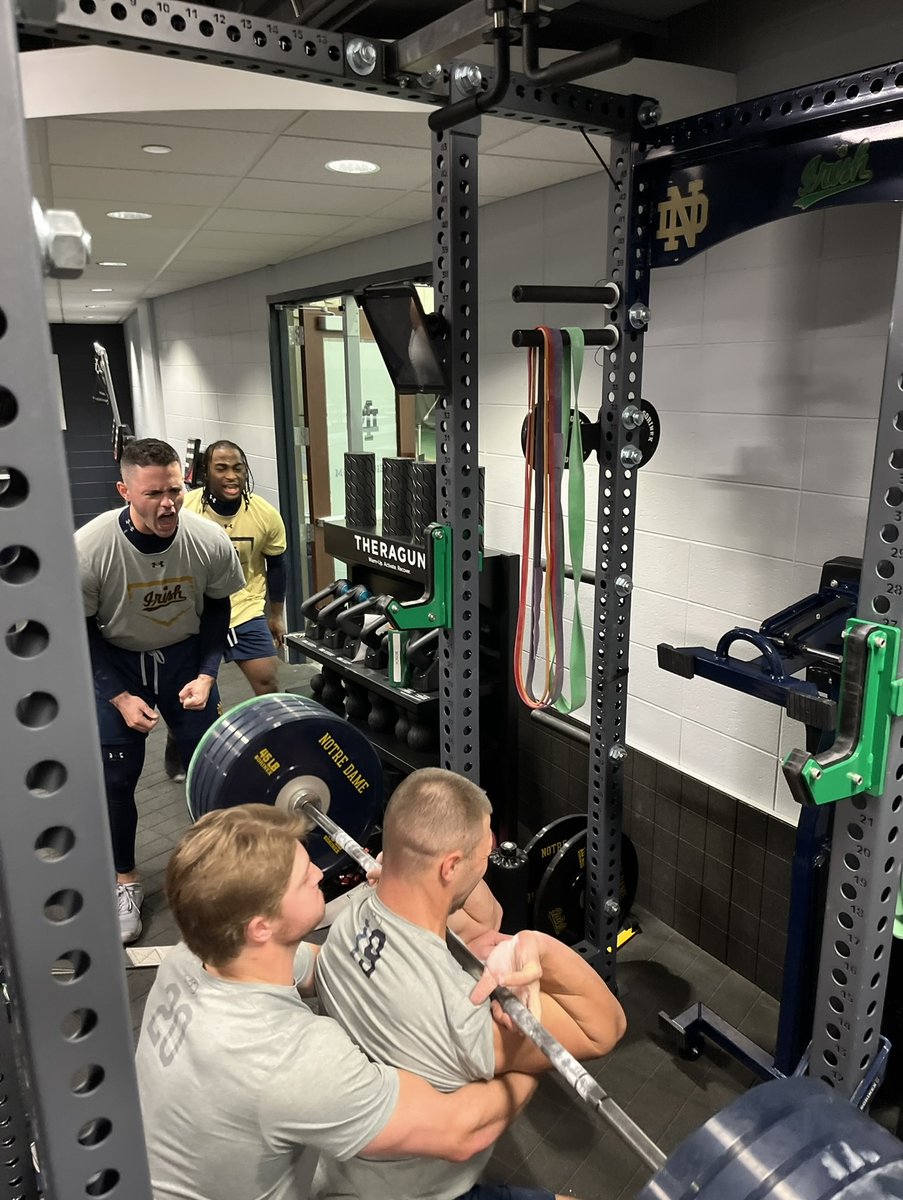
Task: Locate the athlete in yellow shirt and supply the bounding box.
[165,440,288,779]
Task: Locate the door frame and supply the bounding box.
[268,262,431,634]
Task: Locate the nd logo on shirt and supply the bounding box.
[128,575,196,629]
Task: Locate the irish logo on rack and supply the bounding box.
[794,139,873,210]
[655,179,710,252]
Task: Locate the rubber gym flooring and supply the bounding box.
[125,663,903,1198]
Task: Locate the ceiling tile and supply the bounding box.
[224,178,408,216]
[85,228,193,258]
[250,136,430,189]
[184,229,320,256]
[368,192,432,222]
[52,197,211,232]
[88,110,302,133]
[282,110,433,147]
[479,115,533,150]
[46,118,276,178]
[50,165,235,207]
[80,268,174,286]
[174,248,282,265]
[30,96,624,319]
[485,127,611,164]
[201,208,348,236]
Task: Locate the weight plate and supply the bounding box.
[520,409,595,469]
[638,399,660,468]
[524,814,587,915]
[186,694,383,881]
[534,831,638,943]
[185,693,261,810]
[637,1076,903,1200]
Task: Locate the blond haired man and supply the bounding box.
[315,768,627,1200]
[136,805,538,1200]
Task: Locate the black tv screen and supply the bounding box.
[358,284,448,394]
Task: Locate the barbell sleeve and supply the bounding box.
[296,796,668,1175]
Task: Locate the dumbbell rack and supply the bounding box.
[288,519,521,837]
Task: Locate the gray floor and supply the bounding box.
[125,664,898,1199]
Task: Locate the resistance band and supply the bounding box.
[514,326,587,713]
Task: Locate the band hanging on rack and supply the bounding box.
[514,326,587,714]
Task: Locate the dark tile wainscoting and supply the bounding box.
[519,717,795,999]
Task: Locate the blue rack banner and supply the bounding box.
[643,124,903,268]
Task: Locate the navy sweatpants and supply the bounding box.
[93,636,221,873]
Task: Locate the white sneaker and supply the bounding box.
[116,882,144,944]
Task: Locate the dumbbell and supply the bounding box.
[300,579,351,642]
[337,594,393,663]
[407,629,440,693]
[317,584,373,650]
[362,615,392,672]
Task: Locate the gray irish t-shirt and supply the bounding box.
[76,508,244,651]
[315,890,496,1200]
[136,941,399,1200]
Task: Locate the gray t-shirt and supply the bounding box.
[314,890,495,1200]
[136,942,399,1200]
[76,508,245,651]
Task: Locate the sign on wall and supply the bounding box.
[644,124,903,268]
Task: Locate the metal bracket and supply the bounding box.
[386,525,453,630]
[782,620,903,806]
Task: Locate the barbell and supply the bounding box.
[187,694,903,1198]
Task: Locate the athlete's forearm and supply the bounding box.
[454,1071,537,1156]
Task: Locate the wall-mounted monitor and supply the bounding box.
[357,283,448,395]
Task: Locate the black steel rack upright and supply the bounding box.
[7,2,903,1183]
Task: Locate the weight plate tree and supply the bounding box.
[187,694,382,880]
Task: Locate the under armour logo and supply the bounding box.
[151,560,166,568]
[656,179,709,252]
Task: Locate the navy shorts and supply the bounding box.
[457,1187,555,1200]
[223,616,277,663]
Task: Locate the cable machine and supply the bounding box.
[5,0,903,1189]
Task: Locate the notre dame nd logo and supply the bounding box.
[656,179,710,252]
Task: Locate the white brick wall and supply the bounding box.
[630,204,899,817]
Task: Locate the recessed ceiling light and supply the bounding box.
[98,260,128,267]
[325,158,380,175]
[85,304,105,309]
[142,143,172,155]
[91,288,114,293]
[107,210,153,220]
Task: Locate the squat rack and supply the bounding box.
[3,0,903,1191]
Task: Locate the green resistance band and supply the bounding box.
[554,327,587,716]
